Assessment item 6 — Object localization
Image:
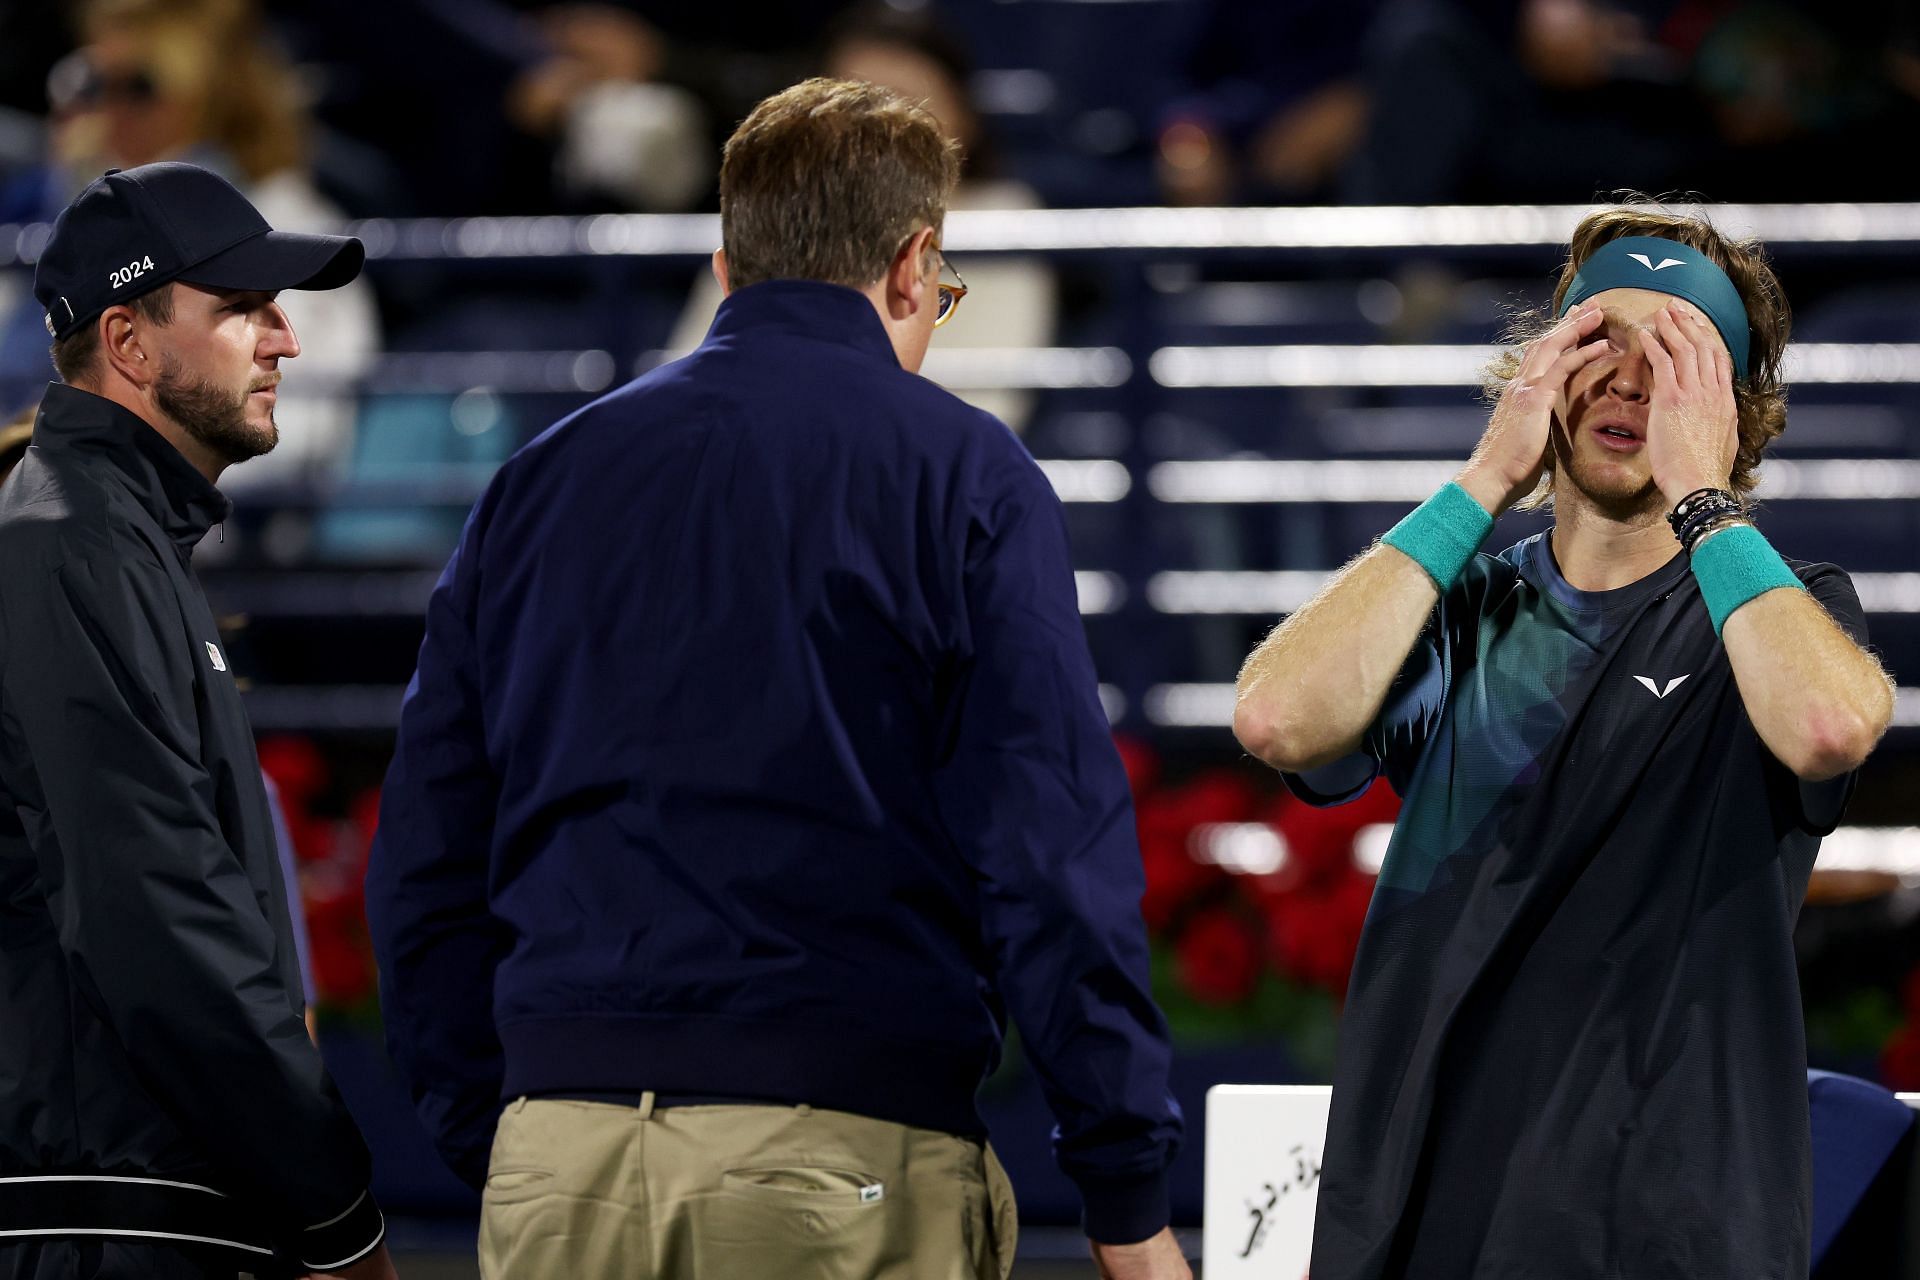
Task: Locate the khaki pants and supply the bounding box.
[479,1096,1019,1280]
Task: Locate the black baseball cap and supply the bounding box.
[33,161,365,341]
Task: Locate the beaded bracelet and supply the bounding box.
[1686,516,1749,555]
[1668,487,1744,551]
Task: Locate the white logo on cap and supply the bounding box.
[1627,253,1684,272]
[109,255,157,290]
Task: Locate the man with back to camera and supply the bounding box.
[363,78,1188,1280]
[1233,205,1894,1279]
[0,163,395,1280]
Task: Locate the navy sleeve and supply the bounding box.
[931,441,1182,1245]
[364,498,511,1190]
[1282,603,1448,806]
[1791,564,1870,836]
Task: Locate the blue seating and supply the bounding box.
[1808,1069,1916,1275]
[1795,286,1920,346]
[310,392,514,565]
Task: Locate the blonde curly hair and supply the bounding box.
[1486,199,1791,508]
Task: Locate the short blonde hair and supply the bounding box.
[719,78,961,292]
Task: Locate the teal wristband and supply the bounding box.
[1689,523,1803,635]
[1382,482,1495,592]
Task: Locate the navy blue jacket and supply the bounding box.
[365,280,1182,1241]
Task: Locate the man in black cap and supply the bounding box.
[0,162,394,1280]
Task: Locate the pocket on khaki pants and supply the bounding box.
[695,1161,902,1277]
[719,1165,888,1206]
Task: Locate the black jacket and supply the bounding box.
[0,384,383,1272]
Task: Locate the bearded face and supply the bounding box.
[155,352,279,466]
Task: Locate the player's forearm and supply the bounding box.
[1723,588,1894,780]
[1234,543,1439,772]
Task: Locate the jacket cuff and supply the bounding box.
[1075,1168,1172,1245]
[299,1188,385,1272]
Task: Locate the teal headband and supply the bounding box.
[1558,235,1752,382]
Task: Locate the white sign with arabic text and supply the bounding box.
[1202,1084,1333,1279]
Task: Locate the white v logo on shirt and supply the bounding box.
[1633,674,1689,699]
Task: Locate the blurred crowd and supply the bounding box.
[4,0,1917,1098]
[2,0,1917,227]
[1,0,1917,531]
[1160,0,1920,206]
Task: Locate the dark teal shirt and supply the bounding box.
[1297,531,1863,1280]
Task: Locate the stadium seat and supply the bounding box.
[1808,1068,1916,1276]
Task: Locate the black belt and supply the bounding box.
[536,1090,777,1108]
[0,1174,281,1270]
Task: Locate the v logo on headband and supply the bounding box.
[1560,235,1752,381]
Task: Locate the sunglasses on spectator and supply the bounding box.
[47,52,160,112]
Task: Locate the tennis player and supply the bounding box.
[1234,204,1894,1278]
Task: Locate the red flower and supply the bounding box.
[307,930,373,1007]
[1882,1023,1920,1092]
[282,809,335,867]
[1266,780,1400,888]
[1134,771,1259,930]
[1113,732,1160,796]
[258,735,329,804]
[304,890,375,1006]
[1175,907,1264,1005]
[259,736,335,864]
[1260,869,1376,998]
[349,787,382,876]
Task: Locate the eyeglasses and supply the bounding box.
[47,52,159,112]
[934,252,968,328]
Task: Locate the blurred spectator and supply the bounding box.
[275,0,860,214]
[0,407,33,484]
[264,0,552,215]
[0,2,65,236]
[509,5,712,210]
[1342,0,1920,203]
[1156,0,1386,206]
[41,0,382,498]
[1685,0,1920,199]
[1341,0,1697,203]
[669,6,1059,431]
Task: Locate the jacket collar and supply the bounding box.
[33,383,232,553]
[703,280,901,367]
